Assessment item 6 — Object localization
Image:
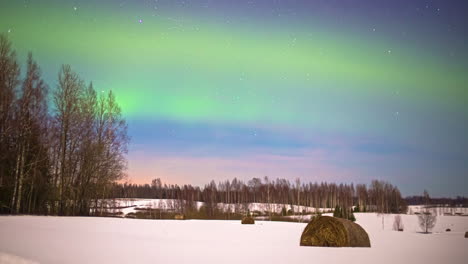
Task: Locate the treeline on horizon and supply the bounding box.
[405,195,467,206]
[0,34,129,215]
[109,177,408,216]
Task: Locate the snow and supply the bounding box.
[0,213,467,264]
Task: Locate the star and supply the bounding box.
[73,6,77,11]
[387,50,392,54]
[7,29,11,33]
[139,19,143,23]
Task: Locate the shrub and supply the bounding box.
[354,205,360,213]
[418,211,437,233]
[333,205,342,218]
[348,211,356,222]
[281,206,287,216]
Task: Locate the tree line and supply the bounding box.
[109,177,407,216]
[405,195,467,207]
[0,34,129,215]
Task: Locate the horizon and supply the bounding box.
[1,0,467,197]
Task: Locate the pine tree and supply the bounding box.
[333,205,342,218]
[349,210,356,222]
[354,204,360,212]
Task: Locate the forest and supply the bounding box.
[0,34,128,215]
[109,177,407,216]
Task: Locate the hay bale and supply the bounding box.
[465,231,468,238]
[174,214,185,220]
[300,216,370,247]
[446,228,451,232]
[241,216,255,224]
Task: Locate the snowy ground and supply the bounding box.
[1,213,467,264]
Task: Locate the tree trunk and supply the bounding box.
[10,144,21,212]
[15,143,26,213]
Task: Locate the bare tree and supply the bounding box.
[418,190,436,233]
[10,53,48,214]
[0,35,20,210]
[53,65,82,215]
[418,210,437,233]
[264,176,271,220]
[295,177,301,214]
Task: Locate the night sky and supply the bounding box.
[1,0,467,196]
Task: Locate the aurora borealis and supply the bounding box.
[1,0,467,196]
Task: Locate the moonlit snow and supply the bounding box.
[1,213,467,264]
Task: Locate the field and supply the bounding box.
[1,213,467,264]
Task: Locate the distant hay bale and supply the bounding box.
[445,228,451,232]
[241,216,255,224]
[300,216,371,247]
[465,231,468,238]
[174,214,185,220]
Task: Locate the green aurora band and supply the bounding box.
[1,3,466,132]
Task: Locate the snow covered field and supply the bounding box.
[0,213,467,264]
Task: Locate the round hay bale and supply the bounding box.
[465,231,468,238]
[241,216,255,224]
[446,228,451,232]
[300,216,370,247]
[174,214,185,220]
